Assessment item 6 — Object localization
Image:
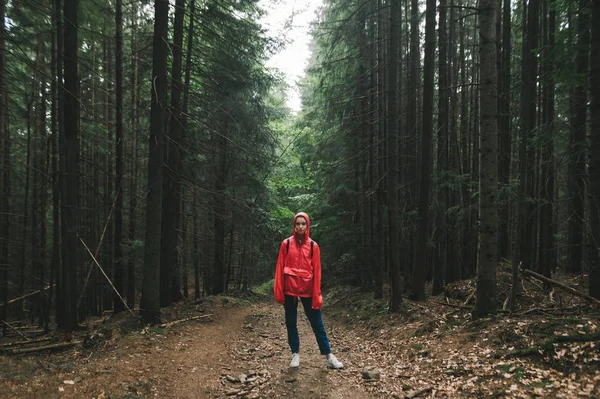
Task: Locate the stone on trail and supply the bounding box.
[362,366,381,381]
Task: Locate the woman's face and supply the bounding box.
[295,217,307,236]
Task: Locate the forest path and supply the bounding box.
[159,301,375,398]
[3,285,600,398]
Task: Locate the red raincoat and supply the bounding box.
[274,212,323,309]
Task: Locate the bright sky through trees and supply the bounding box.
[259,0,323,112]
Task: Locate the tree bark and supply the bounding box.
[567,0,590,274]
[359,4,372,292]
[193,193,200,301]
[457,9,469,284]
[515,0,538,276]
[374,0,386,300]
[141,0,169,325]
[127,2,139,310]
[212,133,228,295]
[54,0,65,328]
[62,0,80,335]
[48,0,60,332]
[433,0,449,296]
[0,0,9,334]
[538,0,556,279]
[103,40,114,312]
[19,98,33,320]
[388,0,403,310]
[473,0,498,318]
[589,0,600,299]
[412,0,436,301]
[498,0,512,262]
[161,0,186,306]
[113,0,125,313]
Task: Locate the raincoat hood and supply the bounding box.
[293,212,311,239]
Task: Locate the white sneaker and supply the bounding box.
[290,353,300,368]
[326,354,343,369]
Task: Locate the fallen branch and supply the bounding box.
[406,386,433,398]
[0,337,52,348]
[505,332,600,358]
[434,301,471,310]
[5,340,81,355]
[77,193,118,308]
[78,234,135,317]
[522,269,600,308]
[1,320,30,341]
[158,314,213,328]
[462,291,475,307]
[0,286,53,309]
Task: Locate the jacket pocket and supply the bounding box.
[284,266,313,279]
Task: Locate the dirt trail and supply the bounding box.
[1,299,376,399]
[3,288,600,398]
[161,301,374,398]
[210,303,374,399]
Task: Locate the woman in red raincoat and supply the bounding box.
[274,212,343,369]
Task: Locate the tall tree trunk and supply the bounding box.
[181,191,188,298]
[405,0,420,286]
[457,9,469,284]
[141,0,169,325]
[184,0,198,300]
[212,134,228,295]
[589,0,600,299]
[374,0,386,300]
[515,0,538,277]
[193,192,200,301]
[54,0,65,328]
[473,0,498,318]
[31,40,42,324]
[433,0,449,296]
[127,2,139,309]
[387,0,403,310]
[370,0,382,299]
[48,0,60,333]
[412,0,436,301]
[0,0,9,334]
[161,0,186,306]
[19,99,33,320]
[538,0,556,279]
[224,224,234,293]
[113,0,125,313]
[446,0,461,285]
[567,0,590,274]
[62,0,80,336]
[498,0,512,262]
[359,4,372,291]
[35,37,48,326]
[103,40,114,312]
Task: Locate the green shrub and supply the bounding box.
[253,279,275,295]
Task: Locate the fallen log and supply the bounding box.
[158,314,213,328]
[5,340,81,355]
[522,269,600,308]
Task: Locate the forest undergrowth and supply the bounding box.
[1,272,599,398]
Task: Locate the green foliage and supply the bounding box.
[252,279,274,295]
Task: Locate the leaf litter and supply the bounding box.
[0,272,599,398]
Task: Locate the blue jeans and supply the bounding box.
[284,295,331,355]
